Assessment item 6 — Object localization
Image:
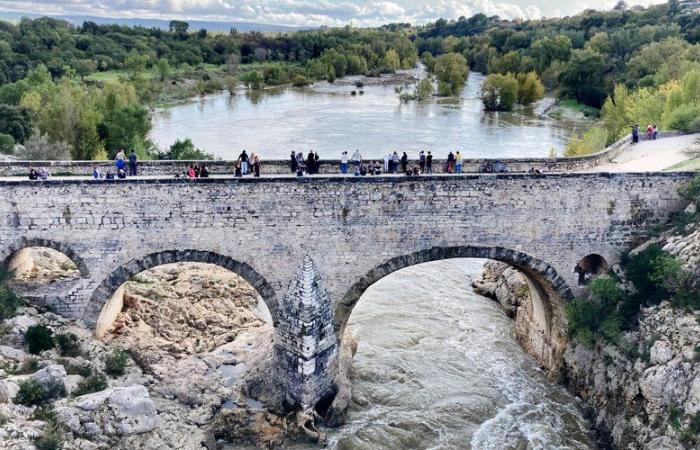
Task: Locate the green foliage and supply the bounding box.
[482,73,518,111]
[663,103,700,132]
[564,127,609,157]
[15,379,65,406]
[61,360,92,377]
[292,74,310,87]
[0,105,33,144]
[16,133,72,160]
[72,374,108,397]
[240,70,263,90]
[0,133,15,154]
[517,71,545,105]
[103,350,129,377]
[34,423,64,450]
[432,53,468,96]
[155,138,215,160]
[0,270,24,321]
[25,325,55,355]
[559,49,607,108]
[103,104,152,158]
[55,333,81,357]
[566,276,625,347]
[13,357,39,375]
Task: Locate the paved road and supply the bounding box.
[588,134,698,172]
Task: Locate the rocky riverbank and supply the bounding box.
[473,216,700,449]
[0,259,354,449]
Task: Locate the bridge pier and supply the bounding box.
[274,256,339,410]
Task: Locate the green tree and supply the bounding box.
[155,138,214,160]
[0,105,33,144]
[384,49,401,72]
[0,133,15,154]
[74,59,97,80]
[482,73,519,111]
[433,53,468,96]
[517,72,545,105]
[564,127,609,156]
[155,58,171,81]
[240,71,263,90]
[416,78,434,100]
[103,104,151,157]
[559,49,607,107]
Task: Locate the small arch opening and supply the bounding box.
[574,254,609,286]
[3,247,80,283]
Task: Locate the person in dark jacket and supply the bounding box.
[239,150,249,174]
[401,152,408,173]
[290,151,298,173]
[426,151,433,173]
[419,151,426,173]
[128,151,138,176]
[307,152,316,174]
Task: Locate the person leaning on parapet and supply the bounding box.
[455,150,463,174]
[631,124,640,144]
[426,151,433,174]
[239,150,249,175]
[351,150,362,168]
[128,150,138,176]
[419,150,426,173]
[340,151,349,174]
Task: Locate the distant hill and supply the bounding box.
[0,10,308,32]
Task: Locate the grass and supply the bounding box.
[555,98,601,119]
[665,157,700,171]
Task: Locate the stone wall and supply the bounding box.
[0,133,655,177]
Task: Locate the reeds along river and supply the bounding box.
[150,71,592,161]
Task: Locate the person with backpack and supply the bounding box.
[239,150,249,175]
[128,150,138,176]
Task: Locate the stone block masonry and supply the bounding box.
[0,171,694,408]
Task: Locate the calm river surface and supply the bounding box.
[150,72,591,160]
[285,259,595,450]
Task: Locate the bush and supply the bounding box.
[103,350,129,377]
[0,133,15,154]
[517,71,545,105]
[34,423,63,450]
[15,379,65,406]
[14,357,39,374]
[663,104,700,132]
[61,360,92,377]
[482,73,519,111]
[0,270,24,321]
[154,138,215,160]
[292,74,310,87]
[564,127,608,157]
[55,333,81,357]
[72,373,108,397]
[566,277,625,346]
[16,134,72,160]
[25,325,55,355]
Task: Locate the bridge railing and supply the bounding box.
[0,131,688,177]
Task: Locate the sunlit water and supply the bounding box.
[150,72,591,160]
[286,259,594,450]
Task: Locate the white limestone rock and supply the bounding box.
[649,339,674,365]
[31,364,67,390]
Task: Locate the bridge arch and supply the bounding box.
[84,249,277,335]
[1,238,89,278]
[334,246,574,369]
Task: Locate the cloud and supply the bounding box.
[0,0,666,27]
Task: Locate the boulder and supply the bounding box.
[31,364,67,390]
[73,385,158,435]
[649,340,674,365]
[0,379,20,403]
[0,345,27,362]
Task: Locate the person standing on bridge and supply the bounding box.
[253,155,261,177]
[455,151,462,173]
[340,151,349,174]
[128,150,138,176]
[419,151,426,173]
[392,151,400,174]
[307,151,316,174]
[290,151,297,173]
[352,150,362,169]
[239,150,249,175]
[401,152,408,173]
[426,151,433,174]
[296,151,304,171]
[447,151,455,173]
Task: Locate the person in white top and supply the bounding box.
[383,154,390,172]
[340,151,349,174]
[351,150,362,168]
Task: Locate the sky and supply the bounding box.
[0,1,668,27]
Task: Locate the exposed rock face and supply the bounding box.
[564,303,700,449]
[7,247,79,282]
[472,261,564,372]
[1,262,353,449]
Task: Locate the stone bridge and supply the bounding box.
[0,172,694,410]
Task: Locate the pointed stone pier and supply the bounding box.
[274,256,339,409]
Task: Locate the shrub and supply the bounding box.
[663,104,700,132]
[14,357,39,374]
[0,132,15,154]
[103,350,129,377]
[517,71,545,105]
[34,423,63,450]
[55,333,81,357]
[25,325,55,355]
[564,127,608,157]
[0,270,23,321]
[72,373,108,397]
[292,74,310,87]
[16,133,72,160]
[61,360,92,377]
[566,277,625,346]
[15,379,65,406]
[482,73,519,111]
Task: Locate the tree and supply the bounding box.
[254,48,268,64]
[564,127,609,156]
[124,53,148,80]
[169,20,189,39]
[155,58,171,81]
[482,73,519,111]
[384,49,401,71]
[416,78,434,100]
[0,105,33,144]
[74,59,97,80]
[517,72,545,105]
[155,138,214,160]
[226,53,240,75]
[17,133,72,160]
[558,49,607,108]
[0,133,15,154]
[103,104,151,157]
[433,53,468,96]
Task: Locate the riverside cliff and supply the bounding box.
[474,213,700,449]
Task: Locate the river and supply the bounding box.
[150,72,592,160]
[297,259,595,450]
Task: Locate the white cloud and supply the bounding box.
[0,0,668,27]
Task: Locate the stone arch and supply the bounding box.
[334,246,573,370]
[84,249,277,334]
[1,238,89,278]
